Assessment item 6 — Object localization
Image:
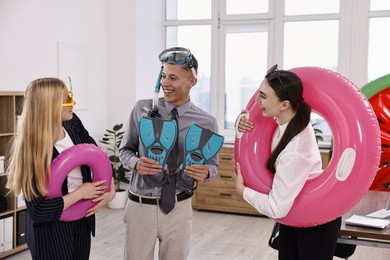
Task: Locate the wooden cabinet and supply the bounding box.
[192,145,332,216]
[320,148,331,169]
[0,91,28,258]
[192,146,261,215]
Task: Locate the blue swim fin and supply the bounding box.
[178,123,224,190]
[139,116,177,183]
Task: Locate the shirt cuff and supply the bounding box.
[243,186,257,203]
[129,157,140,172]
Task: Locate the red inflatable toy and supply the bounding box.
[362,78,390,191]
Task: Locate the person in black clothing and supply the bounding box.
[6,77,115,260]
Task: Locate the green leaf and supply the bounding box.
[113,124,123,131]
[100,122,129,186]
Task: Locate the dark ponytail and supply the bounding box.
[266,70,312,173]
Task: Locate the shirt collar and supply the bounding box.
[165,100,192,117]
[278,122,289,136]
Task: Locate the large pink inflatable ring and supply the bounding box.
[46,143,112,221]
[234,67,381,227]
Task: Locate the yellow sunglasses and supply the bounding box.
[62,76,75,107]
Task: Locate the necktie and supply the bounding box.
[160,108,178,214]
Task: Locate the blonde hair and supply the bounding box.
[6,78,66,201]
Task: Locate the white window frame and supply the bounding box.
[164,0,390,142]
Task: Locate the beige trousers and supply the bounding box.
[123,197,193,260]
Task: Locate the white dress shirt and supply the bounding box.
[243,121,322,219]
[55,128,83,193]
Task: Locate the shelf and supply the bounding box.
[15,206,27,212]
[0,91,27,257]
[0,136,14,158]
[0,96,15,134]
[0,209,14,218]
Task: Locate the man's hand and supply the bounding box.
[136,156,163,175]
[184,164,209,182]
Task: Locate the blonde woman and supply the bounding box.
[6,78,115,260]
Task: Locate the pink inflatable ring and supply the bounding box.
[234,67,381,227]
[46,143,112,221]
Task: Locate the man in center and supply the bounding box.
[119,47,220,260]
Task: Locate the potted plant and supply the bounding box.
[312,122,324,144]
[312,120,334,168]
[99,123,130,208]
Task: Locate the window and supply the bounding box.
[370,0,390,11]
[226,0,268,14]
[368,17,390,81]
[166,0,211,20]
[224,26,268,129]
[283,3,339,147]
[165,25,212,112]
[368,3,390,81]
[164,0,389,143]
[284,20,339,70]
[285,0,339,15]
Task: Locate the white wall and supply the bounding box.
[0,0,106,139]
[134,0,164,102]
[106,0,135,128]
[106,0,164,128]
[0,0,165,140]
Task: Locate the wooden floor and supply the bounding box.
[4,207,390,260]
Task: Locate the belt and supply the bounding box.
[128,191,193,205]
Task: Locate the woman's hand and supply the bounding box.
[184,164,209,182]
[234,163,246,196]
[236,110,254,133]
[77,180,108,200]
[86,177,116,217]
[63,180,107,210]
[136,156,163,175]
